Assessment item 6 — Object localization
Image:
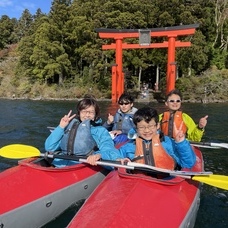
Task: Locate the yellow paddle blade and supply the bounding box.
[192,174,228,190]
[0,144,40,159]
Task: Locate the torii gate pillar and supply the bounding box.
[167,36,176,94]
[116,39,124,99]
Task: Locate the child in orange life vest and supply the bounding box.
[159,89,208,142]
[119,107,196,169]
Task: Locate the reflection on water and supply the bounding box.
[0,99,227,227]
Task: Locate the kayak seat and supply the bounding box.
[33,157,54,167]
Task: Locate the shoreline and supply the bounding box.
[0,96,227,103]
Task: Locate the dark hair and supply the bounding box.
[118,93,134,104]
[77,98,100,121]
[133,107,159,125]
[83,94,96,99]
[165,89,182,101]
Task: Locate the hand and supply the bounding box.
[59,110,76,128]
[86,154,101,165]
[110,130,122,136]
[198,115,208,129]
[173,121,185,143]
[119,158,131,165]
[107,113,114,124]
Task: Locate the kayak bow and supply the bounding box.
[0,153,108,227]
[67,147,215,227]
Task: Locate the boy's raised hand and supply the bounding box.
[173,121,185,143]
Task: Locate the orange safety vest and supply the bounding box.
[160,111,187,138]
[134,135,175,170]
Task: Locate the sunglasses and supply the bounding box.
[118,102,130,105]
[167,100,181,103]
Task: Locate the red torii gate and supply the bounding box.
[96,24,199,103]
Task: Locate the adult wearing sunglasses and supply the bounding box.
[103,93,138,145]
[159,89,208,142]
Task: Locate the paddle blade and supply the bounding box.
[192,175,228,190]
[0,144,40,159]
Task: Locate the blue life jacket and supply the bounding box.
[60,119,97,156]
[113,108,137,134]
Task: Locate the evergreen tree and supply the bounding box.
[0,15,16,49]
[13,9,34,42]
[28,0,72,84]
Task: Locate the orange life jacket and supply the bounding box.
[160,111,187,138]
[134,135,175,170]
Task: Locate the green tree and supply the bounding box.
[0,15,16,49]
[28,0,72,84]
[13,9,34,42]
[30,21,71,84]
[177,31,209,76]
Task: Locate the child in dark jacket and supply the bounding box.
[103,93,137,145]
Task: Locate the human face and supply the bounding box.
[165,94,181,111]
[79,106,95,121]
[118,101,133,113]
[136,119,159,141]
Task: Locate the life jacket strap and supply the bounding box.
[67,121,79,155]
[143,142,154,166]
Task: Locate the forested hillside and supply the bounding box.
[0,0,227,101]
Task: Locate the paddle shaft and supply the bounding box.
[79,159,212,177]
[79,159,133,170]
[190,141,228,149]
[41,153,87,161]
[79,159,171,177]
[42,154,138,170]
[42,154,168,176]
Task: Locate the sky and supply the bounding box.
[0,0,52,19]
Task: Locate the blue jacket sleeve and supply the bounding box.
[91,126,122,161]
[118,141,136,160]
[44,126,64,151]
[162,136,196,168]
[174,139,196,168]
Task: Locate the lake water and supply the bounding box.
[0,99,227,227]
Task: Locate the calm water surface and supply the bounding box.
[0,99,227,227]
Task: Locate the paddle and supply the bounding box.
[0,144,87,160]
[0,144,211,175]
[1,144,228,190]
[80,159,228,190]
[190,141,228,149]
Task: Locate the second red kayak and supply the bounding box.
[68,146,203,228]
